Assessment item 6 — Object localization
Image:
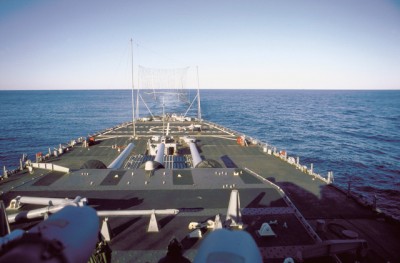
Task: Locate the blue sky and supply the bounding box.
[0,0,399,90]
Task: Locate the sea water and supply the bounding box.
[0,89,399,219]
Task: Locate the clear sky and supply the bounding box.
[1,0,400,90]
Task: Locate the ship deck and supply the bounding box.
[1,120,399,263]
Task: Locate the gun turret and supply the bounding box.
[0,206,99,263]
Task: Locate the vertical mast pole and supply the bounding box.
[196,66,202,121]
[131,38,136,137]
[136,44,140,120]
[162,97,165,136]
[136,79,140,119]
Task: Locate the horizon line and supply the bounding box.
[1,87,399,91]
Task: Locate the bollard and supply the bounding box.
[3,166,8,179]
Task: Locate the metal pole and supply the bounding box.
[8,204,70,223]
[97,209,179,217]
[136,44,140,120]
[196,66,202,121]
[162,97,165,136]
[131,38,136,137]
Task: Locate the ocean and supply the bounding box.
[0,89,399,219]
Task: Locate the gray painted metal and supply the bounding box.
[108,143,135,169]
[7,204,75,223]
[15,196,87,207]
[97,209,179,217]
[189,142,202,168]
[0,201,10,236]
[154,143,165,165]
[18,196,84,206]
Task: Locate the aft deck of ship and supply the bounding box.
[1,119,399,262]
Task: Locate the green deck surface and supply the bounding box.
[1,120,399,263]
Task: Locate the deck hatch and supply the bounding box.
[237,169,262,184]
[172,170,194,185]
[32,171,66,186]
[221,155,238,168]
[100,170,126,186]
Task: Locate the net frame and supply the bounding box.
[137,66,197,118]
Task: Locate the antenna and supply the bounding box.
[197,66,202,121]
[136,42,140,120]
[130,39,136,137]
[162,97,165,136]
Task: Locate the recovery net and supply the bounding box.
[138,66,196,117]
